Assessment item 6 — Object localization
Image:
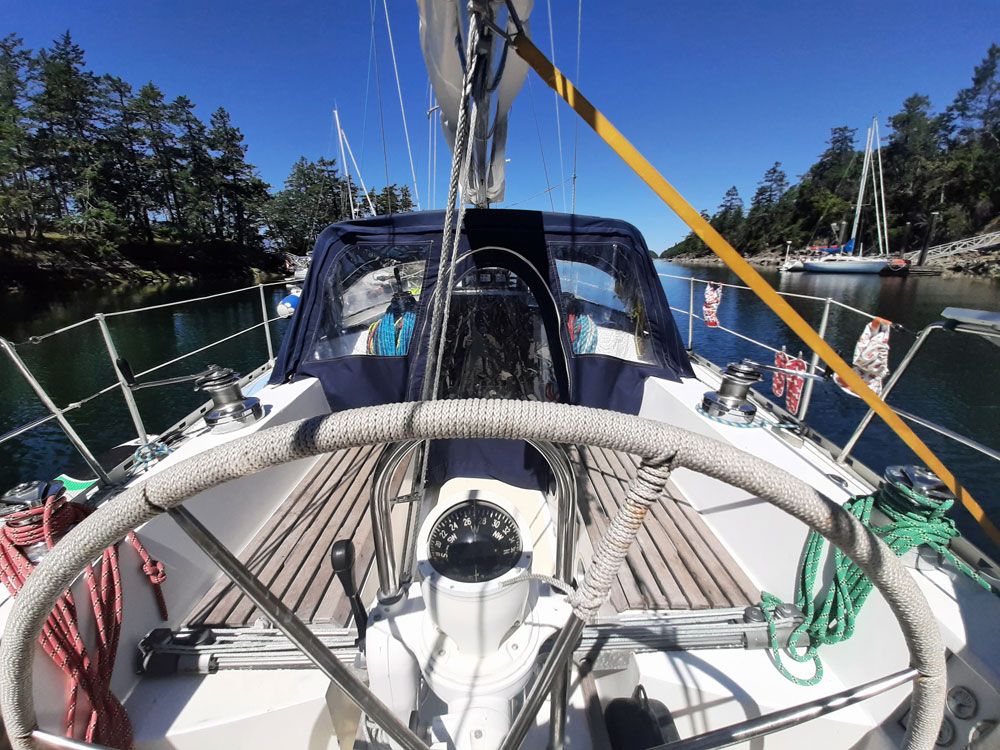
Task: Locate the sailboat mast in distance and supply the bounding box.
[849,122,875,255]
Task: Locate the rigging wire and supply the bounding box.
[370,0,392,214]
[359,0,376,180]
[570,0,582,213]
[527,77,556,212]
[426,83,433,211]
[432,96,438,209]
[503,177,572,208]
[308,109,340,235]
[871,141,884,255]
[335,108,357,220]
[546,0,567,211]
[874,118,891,254]
[804,149,859,249]
[382,0,422,210]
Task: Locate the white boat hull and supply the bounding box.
[802,257,888,273]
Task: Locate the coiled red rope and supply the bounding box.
[0,494,168,749]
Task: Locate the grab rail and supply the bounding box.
[660,272,853,423]
[0,282,286,485]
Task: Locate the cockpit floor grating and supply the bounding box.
[571,446,759,612]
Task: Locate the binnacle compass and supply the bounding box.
[426,500,522,583]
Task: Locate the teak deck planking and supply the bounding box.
[188,444,758,627]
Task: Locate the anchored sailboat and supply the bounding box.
[803,117,898,274]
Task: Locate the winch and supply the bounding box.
[701,358,829,423]
[195,366,264,433]
[115,359,264,434]
[701,361,762,422]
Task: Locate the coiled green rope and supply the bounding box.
[761,480,993,686]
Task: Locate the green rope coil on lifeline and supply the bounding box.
[761,480,993,687]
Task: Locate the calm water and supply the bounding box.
[0,268,998,550]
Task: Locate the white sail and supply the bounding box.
[417,0,534,205]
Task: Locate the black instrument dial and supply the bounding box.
[427,500,522,583]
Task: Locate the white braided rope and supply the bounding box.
[0,399,945,750]
[568,460,672,621]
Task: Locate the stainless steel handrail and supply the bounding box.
[369,439,579,602]
[0,412,62,447]
[658,272,881,320]
[102,280,287,318]
[894,407,1000,463]
[838,320,1000,466]
[0,337,112,486]
[168,505,428,750]
[366,437,579,750]
[130,318,278,380]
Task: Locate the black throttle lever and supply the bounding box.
[330,539,368,641]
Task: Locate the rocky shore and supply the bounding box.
[0,236,284,292]
[663,247,1000,280]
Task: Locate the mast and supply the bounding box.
[871,154,884,255]
[849,123,875,255]
[874,118,891,255]
[333,108,356,221]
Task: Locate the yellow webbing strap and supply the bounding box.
[512,34,1000,549]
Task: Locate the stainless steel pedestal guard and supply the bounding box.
[0,399,945,750]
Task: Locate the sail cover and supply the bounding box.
[418,0,533,205]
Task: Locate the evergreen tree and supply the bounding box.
[264,156,348,253]
[944,44,1000,236]
[207,107,266,246]
[884,94,943,248]
[94,76,152,241]
[171,95,215,239]
[29,32,103,221]
[362,184,415,216]
[743,162,789,254]
[133,82,183,229]
[0,34,38,237]
[713,186,744,245]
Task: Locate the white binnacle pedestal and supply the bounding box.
[366,488,570,750]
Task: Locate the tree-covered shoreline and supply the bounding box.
[664,44,1000,262]
[0,31,412,285]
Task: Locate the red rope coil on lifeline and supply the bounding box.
[0,494,168,749]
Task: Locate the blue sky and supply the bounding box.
[4,0,999,250]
